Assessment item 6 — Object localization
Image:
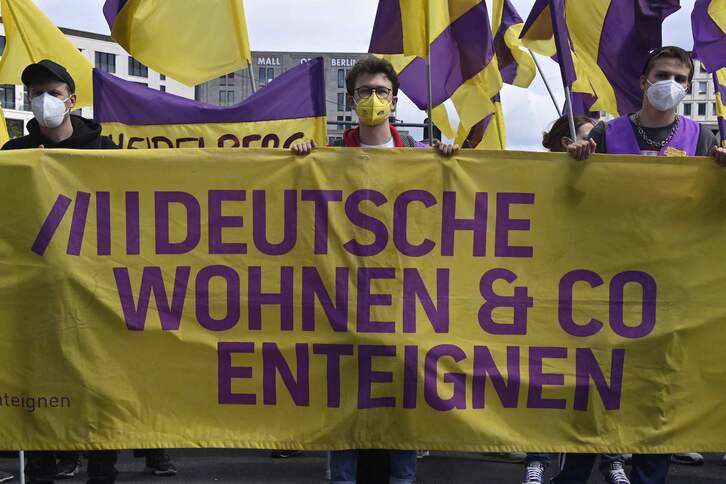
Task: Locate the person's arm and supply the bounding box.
[696,127,726,165]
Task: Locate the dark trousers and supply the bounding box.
[552,453,670,484]
[26,451,118,484]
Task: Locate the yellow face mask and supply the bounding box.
[354,93,392,126]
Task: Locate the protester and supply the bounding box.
[566,46,726,163]
[293,56,459,484]
[520,114,630,484]
[3,59,120,484]
[291,58,457,154]
[562,45,726,484]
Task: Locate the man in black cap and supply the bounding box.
[2,59,116,150]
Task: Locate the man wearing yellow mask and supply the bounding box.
[292,57,458,154]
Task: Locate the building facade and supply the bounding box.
[681,60,720,136]
[0,23,195,138]
[195,51,375,145]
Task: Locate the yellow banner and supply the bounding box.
[101,117,328,149]
[1,148,726,452]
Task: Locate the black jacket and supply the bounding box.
[1,115,118,150]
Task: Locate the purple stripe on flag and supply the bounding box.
[569,92,600,118]
[94,57,327,125]
[692,0,726,72]
[549,0,576,87]
[398,2,495,109]
[102,0,128,29]
[368,0,404,54]
[719,117,726,147]
[597,0,681,115]
[494,0,523,85]
[31,194,72,256]
[67,192,91,256]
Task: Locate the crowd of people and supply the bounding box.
[1,45,724,484]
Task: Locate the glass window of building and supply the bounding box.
[0,85,15,110]
[227,91,235,105]
[337,92,345,112]
[6,118,23,139]
[338,69,345,89]
[683,103,692,116]
[128,57,148,78]
[160,85,166,92]
[698,102,706,116]
[337,115,344,131]
[95,52,116,73]
[22,86,31,111]
[160,74,166,81]
[699,81,708,95]
[0,36,5,56]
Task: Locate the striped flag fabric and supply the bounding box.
[692,0,726,146]
[103,0,252,86]
[691,0,726,72]
[522,0,680,116]
[492,0,536,88]
[369,1,502,145]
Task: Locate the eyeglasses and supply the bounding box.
[354,86,393,99]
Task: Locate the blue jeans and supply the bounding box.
[526,453,624,468]
[329,450,416,484]
[552,453,669,484]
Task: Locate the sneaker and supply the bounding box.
[671,453,704,465]
[55,457,81,479]
[416,450,429,459]
[270,450,301,458]
[521,461,545,484]
[601,461,630,484]
[145,455,177,477]
[0,471,12,483]
[482,452,527,463]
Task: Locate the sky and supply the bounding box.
[34,0,698,149]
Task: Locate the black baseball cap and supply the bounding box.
[21,59,76,93]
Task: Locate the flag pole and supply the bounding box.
[426,43,434,145]
[528,49,561,117]
[564,86,577,140]
[19,450,25,484]
[713,71,726,147]
[248,66,256,94]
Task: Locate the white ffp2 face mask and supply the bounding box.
[30,92,70,128]
[646,80,687,112]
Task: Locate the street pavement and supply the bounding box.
[2,450,724,483]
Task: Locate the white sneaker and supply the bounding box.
[521,461,545,484]
[416,450,429,459]
[601,461,630,484]
[671,453,704,465]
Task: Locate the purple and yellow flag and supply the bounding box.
[714,70,726,148]
[692,0,726,72]
[692,0,726,146]
[369,1,502,144]
[522,0,680,116]
[103,0,252,86]
[492,0,536,88]
[461,94,505,149]
[93,58,327,150]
